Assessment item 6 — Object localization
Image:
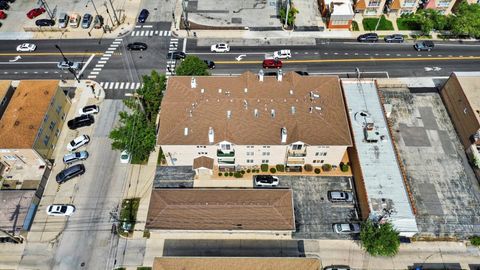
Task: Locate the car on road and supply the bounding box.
[327,190,353,202]
[414,40,434,51]
[295,70,309,76]
[93,15,103,29]
[56,164,85,183]
[273,49,291,59]
[262,59,282,69]
[69,13,81,28]
[35,19,55,27]
[79,105,99,115]
[210,43,230,53]
[63,151,89,164]
[57,60,81,70]
[384,34,404,43]
[67,135,90,151]
[58,13,69,28]
[67,115,94,130]
[138,9,149,23]
[203,60,215,69]
[81,13,92,29]
[0,11,7,19]
[357,33,379,42]
[120,150,131,164]
[26,7,45,19]
[16,43,36,52]
[333,223,361,234]
[167,51,186,60]
[254,175,279,187]
[0,2,9,10]
[46,204,76,216]
[127,42,148,51]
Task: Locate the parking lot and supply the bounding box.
[381,89,480,238]
[276,176,358,239]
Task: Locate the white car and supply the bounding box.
[210,43,230,53]
[16,43,36,52]
[67,135,90,151]
[273,49,291,59]
[46,204,76,216]
[79,105,99,115]
[254,175,279,187]
[120,150,131,164]
[333,223,361,234]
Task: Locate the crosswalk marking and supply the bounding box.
[88,75,97,79]
[98,60,107,64]
[100,57,110,60]
[114,82,120,89]
[90,71,99,75]
[110,44,119,48]
[113,41,122,44]
[125,82,130,89]
[119,82,125,89]
[130,30,172,37]
[98,82,144,90]
[93,68,102,71]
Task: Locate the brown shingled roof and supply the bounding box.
[0,81,59,148]
[153,257,321,270]
[193,156,214,169]
[355,0,366,10]
[146,189,295,231]
[158,71,352,146]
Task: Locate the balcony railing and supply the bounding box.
[288,151,306,157]
[217,150,235,157]
[218,159,235,164]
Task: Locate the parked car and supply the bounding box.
[167,51,186,60]
[79,105,99,115]
[254,175,279,187]
[93,15,103,29]
[56,164,85,183]
[384,34,404,43]
[203,60,215,69]
[57,60,81,70]
[120,150,131,164]
[324,266,351,270]
[327,190,353,202]
[35,19,55,27]
[295,70,309,76]
[262,59,282,69]
[210,43,230,52]
[63,151,89,164]
[357,33,379,42]
[67,135,90,151]
[81,13,92,29]
[27,7,45,19]
[127,42,148,51]
[0,2,9,10]
[58,13,69,28]
[46,204,76,216]
[414,40,434,51]
[273,49,291,59]
[67,115,94,130]
[0,10,7,19]
[16,43,36,52]
[333,223,361,234]
[69,13,81,28]
[137,8,149,23]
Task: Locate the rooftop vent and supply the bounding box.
[218,88,222,94]
[258,69,264,82]
[289,90,294,95]
[244,88,248,93]
[277,69,283,81]
[271,109,276,118]
[291,106,296,115]
[310,91,320,100]
[184,127,189,136]
[281,127,287,143]
[254,109,259,118]
[227,110,232,119]
[208,127,214,143]
[189,110,193,117]
[201,88,205,94]
[243,99,248,109]
[191,77,197,88]
[315,106,322,111]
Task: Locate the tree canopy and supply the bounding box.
[175,55,209,76]
[450,1,480,37]
[360,219,400,257]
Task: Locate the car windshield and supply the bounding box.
[60,206,67,213]
[349,224,354,231]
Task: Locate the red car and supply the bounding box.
[0,11,6,19]
[262,59,282,69]
[26,7,45,19]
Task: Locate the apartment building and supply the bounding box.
[421,0,456,14]
[157,71,352,174]
[0,80,71,185]
[385,0,420,15]
[354,0,387,16]
[319,0,355,29]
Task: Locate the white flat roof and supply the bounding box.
[342,80,418,237]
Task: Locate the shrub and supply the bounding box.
[241,170,246,174]
[228,172,234,176]
[340,162,349,172]
[254,169,260,173]
[471,236,480,246]
[247,169,251,173]
[304,164,313,172]
[314,168,321,174]
[270,168,277,173]
[234,172,243,178]
[218,172,222,176]
[397,17,421,30]
[261,164,269,172]
[276,164,285,172]
[351,21,359,31]
[143,229,150,239]
[322,164,332,172]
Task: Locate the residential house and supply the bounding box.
[158,71,352,174]
[385,0,420,15]
[421,0,456,14]
[354,0,387,16]
[319,0,355,29]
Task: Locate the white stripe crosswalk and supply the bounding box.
[130,30,171,37]
[87,39,122,79]
[99,82,144,90]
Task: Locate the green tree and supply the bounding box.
[279,6,299,27]
[360,219,400,257]
[175,55,209,76]
[450,1,480,37]
[414,9,434,34]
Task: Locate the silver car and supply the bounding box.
[57,61,81,70]
[58,13,69,28]
[63,151,89,164]
[333,223,361,234]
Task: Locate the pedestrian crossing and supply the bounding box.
[100,82,144,90]
[166,38,179,76]
[130,30,171,37]
[87,38,122,79]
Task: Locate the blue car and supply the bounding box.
[138,9,149,23]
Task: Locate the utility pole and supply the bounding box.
[38,0,54,19]
[283,0,290,29]
[55,45,80,83]
[107,0,120,26]
[104,2,114,32]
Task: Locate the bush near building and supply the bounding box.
[276,164,285,172]
[363,15,394,31]
[360,219,400,257]
[351,21,359,31]
[470,236,480,246]
[304,164,313,172]
[322,164,332,172]
[261,164,269,172]
[270,168,277,173]
[119,198,140,237]
[396,16,421,30]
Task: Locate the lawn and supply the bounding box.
[119,198,140,237]
[363,15,394,31]
[397,18,421,30]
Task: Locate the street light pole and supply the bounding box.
[283,0,290,29]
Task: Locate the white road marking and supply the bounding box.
[125,82,130,89]
[98,61,107,64]
[77,54,95,78]
[115,38,122,41]
[103,54,112,57]
[130,83,136,90]
[96,64,104,68]
[113,41,122,44]
[143,25,153,28]
[119,82,125,89]
[100,82,104,87]
[103,82,110,88]
[100,57,110,60]
[114,82,120,89]
[90,71,99,75]
[87,75,97,79]
[110,44,119,48]
[93,68,102,71]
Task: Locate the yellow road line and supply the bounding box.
[0,52,105,56]
[216,56,480,64]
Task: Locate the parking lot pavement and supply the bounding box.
[381,89,480,238]
[276,176,359,239]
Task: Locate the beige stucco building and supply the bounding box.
[0,80,71,185]
[157,71,352,174]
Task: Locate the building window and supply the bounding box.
[368,0,381,6]
[316,152,327,156]
[262,152,270,156]
[246,152,254,156]
[246,159,254,163]
[3,155,16,160]
[197,152,207,155]
[55,128,60,137]
[56,105,62,114]
[1,97,7,106]
[61,113,66,120]
[197,145,206,148]
[49,121,56,130]
[292,144,302,150]
[261,159,269,163]
[221,143,231,151]
[262,145,270,148]
[43,115,49,122]
[43,135,50,146]
[247,145,254,148]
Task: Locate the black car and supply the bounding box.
[203,60,215,69]
[357,33,379,42]
[67,114,94,130]
[0,1,9,10]
[295,71,309,76]
[384,34,404,43]
[127,42,148,51]
[167,51,186,60]
[138,9,149,23]
[414,40,435,51]
[35,19,55,27]
[56,164,85,184]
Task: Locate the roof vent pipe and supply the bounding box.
[191,77,197,88]
[277,69,283,81]
[208,127,214,143]
[258,69,264,82]
[281,127,287,143]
